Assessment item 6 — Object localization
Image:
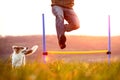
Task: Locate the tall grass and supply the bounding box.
[0,60,120,80]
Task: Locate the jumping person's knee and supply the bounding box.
[65,24,80,32]
[73,24,80,30]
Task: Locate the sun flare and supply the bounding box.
[0,0,120,36]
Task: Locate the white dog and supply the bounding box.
[11,45,38,68]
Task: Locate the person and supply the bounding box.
[51,0,80,49]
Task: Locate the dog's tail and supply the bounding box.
[24,45,38,56]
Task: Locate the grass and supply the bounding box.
[0,60,120,80]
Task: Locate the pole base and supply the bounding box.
[107,51,111,54]
[43,52,48,55]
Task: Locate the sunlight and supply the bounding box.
[0,0,120,36]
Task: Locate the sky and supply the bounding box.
[0,0,120,37]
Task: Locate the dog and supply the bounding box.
[11,45,38,68]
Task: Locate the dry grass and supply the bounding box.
[0,60,120,80]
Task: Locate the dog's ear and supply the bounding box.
[12,46,19,52]
[12,45,17,49]
[24,45,38,56]
[12,46,25,50]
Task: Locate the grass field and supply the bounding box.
[0,35,120,80]
[0,60,120,80]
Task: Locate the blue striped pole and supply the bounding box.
[107,15,111,64]
[42,14,46,52]
[42,13,48,63]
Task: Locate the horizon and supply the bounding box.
[1,34,120,38]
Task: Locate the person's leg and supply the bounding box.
[52,6,66,49]
[52,6,65,38]
[64,8,80,32]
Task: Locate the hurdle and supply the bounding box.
[42,13,111,63]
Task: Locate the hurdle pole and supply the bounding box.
[48,50,108,54]
[42,14,111,63]
[107,15,111,64]
[42,13,48,63]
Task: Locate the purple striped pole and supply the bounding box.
[42,13,48,63]
[107,15,111,64]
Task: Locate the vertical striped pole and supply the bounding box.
[42,13,48,63]
[107,15,111,64]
